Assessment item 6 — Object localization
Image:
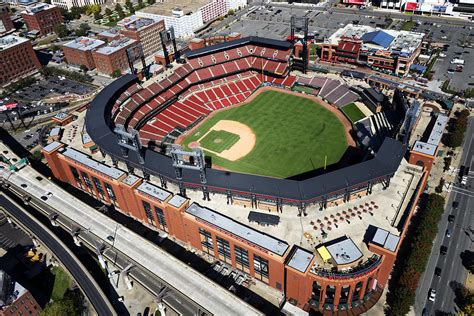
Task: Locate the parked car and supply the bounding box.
[448,214,455,223]
[435,267,442,277]
[446,229,452,238]
[452,201,459,209]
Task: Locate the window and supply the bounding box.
[234,246,249,273]
[154,206,168,232]
[80,171,94,194]
[92,176,105,199]
[199,228,213,254]
[69,166,82,187]
[253,255,269,283]
[352,281,363,302]
[216,236,232,264]
[325,285,336,304]
[142,201,156,225]
[103,182,117,203]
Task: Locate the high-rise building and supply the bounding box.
[117,16,165,58]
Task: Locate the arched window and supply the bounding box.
[416,160,424,167]
[352,281,363,302]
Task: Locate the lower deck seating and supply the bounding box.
[139,73,264,144]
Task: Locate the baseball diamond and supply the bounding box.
[180,89,349,178]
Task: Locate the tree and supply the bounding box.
[80,65,88,73]
[74,23,90,37]
[105,8,112,16]
[85,4,101,15]
[115,3,125,19]
[70,7,85,19]
[93,11,102,20]
[147,0,156,5]
[54,24,69,38]
[41,298,79,316]
[111,70,122,78]
[137,0,144,9]
[228,9,235,15]
[59,8,73,21]
[125,0,132,8]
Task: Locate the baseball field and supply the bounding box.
[180,89,349,178]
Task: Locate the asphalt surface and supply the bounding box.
[416,117,474,315]
[0,193,117,316]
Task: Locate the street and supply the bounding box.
[416,118,474,315]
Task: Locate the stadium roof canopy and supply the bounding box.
[361,31,395,48]
[185,36,293,59]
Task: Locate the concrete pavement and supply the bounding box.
[0,193,117,316]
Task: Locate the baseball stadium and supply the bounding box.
[41,35,431,314]
[87,37,405,209]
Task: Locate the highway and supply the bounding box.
[0,144,262,316]
[0,193,117,316]
[416,118,474,315]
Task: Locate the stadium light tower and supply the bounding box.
[290,16,309,74]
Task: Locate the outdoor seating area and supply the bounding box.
[308,201,379,236]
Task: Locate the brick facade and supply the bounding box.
[42,141,428,314]
[21,4,63,36]
[0,4,14,34]
[0,36,41,85]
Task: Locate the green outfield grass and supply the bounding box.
[182,90,348,178]
[199,130,240,153]
[341,103,366,123]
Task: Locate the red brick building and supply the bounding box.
[0,270,41,316]
[0,4,14,35]
[21,3,63,36]
[0,35,41,85]
[92,37,138,75]
[63,37,105,70]
[117,15,165,58]
[42,138,428,314]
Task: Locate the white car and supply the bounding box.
[439,53,447,58]
[429,288,436,302]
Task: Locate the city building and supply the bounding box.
[117,15,165,58]
[137,0,247,38]
[1,0,37,8]
[0,270,41,316]
[63,37,105,70]
[0,35,41,85]
[97,28,121,42]
[373,0,455,14]
[91,37,138,75]
[21,3,63,36]
[0,4,14,35]
[50,0,105,10]
[320,24,424,77]
[409,113,449,174]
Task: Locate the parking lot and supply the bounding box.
[13,77,95,103]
